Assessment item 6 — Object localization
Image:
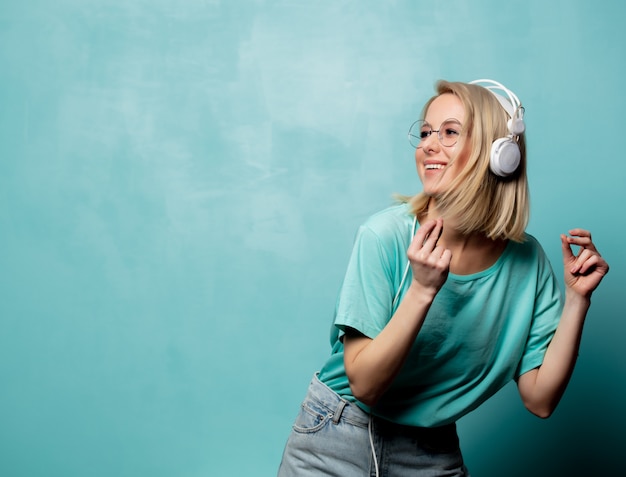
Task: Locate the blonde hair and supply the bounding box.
[405,80,529,242]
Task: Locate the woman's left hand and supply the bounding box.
[561,229,609,298]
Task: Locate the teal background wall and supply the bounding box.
[1,1,624,475]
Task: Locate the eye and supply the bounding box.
[440,119,462,140]
[419,131,431,139]
[419,127,432,140]
[442,127,460,139]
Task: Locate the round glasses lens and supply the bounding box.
[407,120,426,148]
[438,120,462,147]
[408,119,462,148]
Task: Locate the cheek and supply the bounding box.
[450,141,471,166]
[414,149,423,171]
[414,147,423,162]
[414,150,426,181]
[447,142,462,157]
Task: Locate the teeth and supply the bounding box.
[425,164,445,170]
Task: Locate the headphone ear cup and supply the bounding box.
[490,137,521,177]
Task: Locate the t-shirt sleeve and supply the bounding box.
[334,224,396,340]
[516,241,564,378]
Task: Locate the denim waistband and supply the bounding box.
[374,416,457,439]
[309,373,457,437]
[308,373,370,427]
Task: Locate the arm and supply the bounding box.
[344,218,451,406]
[517,229,609,418]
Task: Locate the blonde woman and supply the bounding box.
[277,79,609,477]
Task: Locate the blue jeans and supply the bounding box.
[278,374,470,477]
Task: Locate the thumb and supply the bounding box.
[560,234,575,263]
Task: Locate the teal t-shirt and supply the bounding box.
[318,203,563,427]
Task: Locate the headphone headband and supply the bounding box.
[469,78,522,119]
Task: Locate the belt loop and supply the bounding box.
[332,399,347,424]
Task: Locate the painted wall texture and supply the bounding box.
[1,1,624,475]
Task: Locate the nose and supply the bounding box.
[418,130,440,152]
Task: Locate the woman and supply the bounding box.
[277,79,609,476]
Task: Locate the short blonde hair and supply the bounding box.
[407,80,529,242]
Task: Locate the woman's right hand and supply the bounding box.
[406,218,452,295]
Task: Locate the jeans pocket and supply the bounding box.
[292,399,332,434]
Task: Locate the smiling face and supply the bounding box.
[415,93,470,198]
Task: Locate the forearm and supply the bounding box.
[343,283,435,406]
[519,290,591,417]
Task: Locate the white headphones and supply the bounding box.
[470,79,525,177]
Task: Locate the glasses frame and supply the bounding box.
[408,118,463,149]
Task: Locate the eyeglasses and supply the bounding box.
[408,119,463,148]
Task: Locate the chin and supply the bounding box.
[422,184,446,197]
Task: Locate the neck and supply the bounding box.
[419,201,507,275]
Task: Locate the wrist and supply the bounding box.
[564,288,591,312]
[407,280,439,303]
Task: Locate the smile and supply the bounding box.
[425,164,446,170]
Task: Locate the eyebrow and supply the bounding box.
[422,118,463,126]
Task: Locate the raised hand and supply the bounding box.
[406,218,452,295]
[561,229,609,298]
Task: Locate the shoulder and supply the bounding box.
[504,233,555,276]
[359,203,414,241]
[347,203,415,262]
[507,233,548,258]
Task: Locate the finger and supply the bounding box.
[419,245,452,279]
[566,235,597,251]
[423,218,443,250]
[568,228,591,238]
[567,229,599,252]
[408,221,430,256]
[429,245,446,261]
[575,254,602,276]
[561,234,575,262]
[569,248,594,274]
[439,248,453,267]
[410,219,436,248]
[410,218,442,253]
